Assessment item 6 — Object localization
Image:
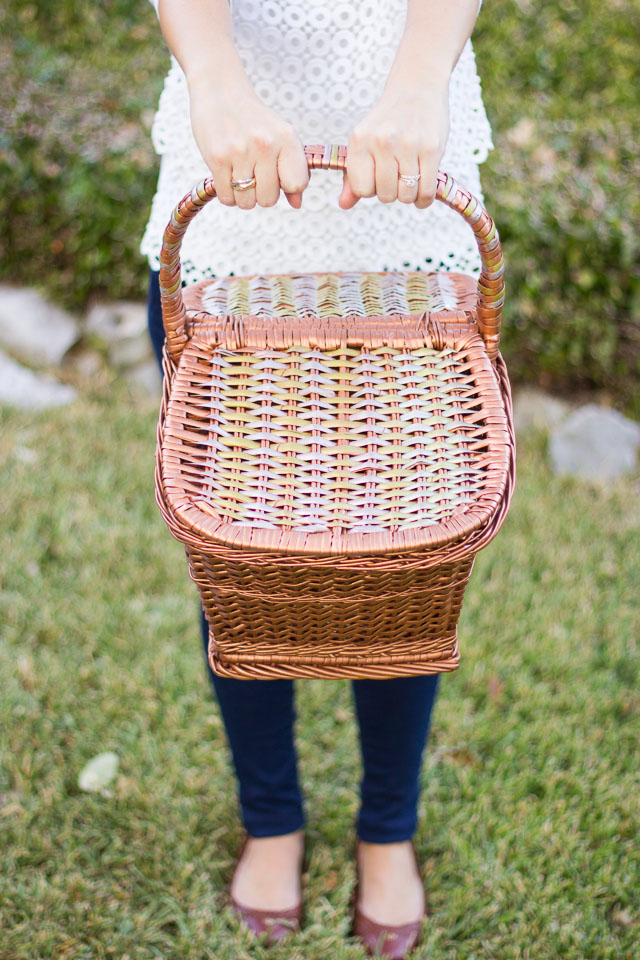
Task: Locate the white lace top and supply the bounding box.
[141,0,492,282]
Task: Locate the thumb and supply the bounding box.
[338,173,360,210]
[284,190,303,208]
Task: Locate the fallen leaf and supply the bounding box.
[506,117,536,149]
[612,908,633,928]
[14,445,38,464]
[445,746,480,768]
[17,655,36,692]
[488,674,506,703]
[430,744,481,768]
[115,775,138,797]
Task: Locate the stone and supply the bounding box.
[108,333,153,369]
[0,286,80,367]
[78,751,119,793]
[85,300,147,343]
[513,386,571,436]
[85,300,151,369]
[549,403,640,483]
[62,344,104,378]
[0,349,77,410]
[122,360,163,400]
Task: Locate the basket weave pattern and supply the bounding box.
[155,144,515,679]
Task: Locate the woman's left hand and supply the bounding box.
[338,79,450,211]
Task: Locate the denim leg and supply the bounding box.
[147,265,165,370]
[199,610,306,837]
[352,675,440,842]
[148,266,305,837]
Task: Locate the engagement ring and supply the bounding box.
[399,173,421,187]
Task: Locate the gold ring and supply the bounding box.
[399,173,421,187]
[231,176,256,191]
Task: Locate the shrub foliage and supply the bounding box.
[474,0,639,411]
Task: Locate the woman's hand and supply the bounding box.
[189,74,309,210]
[338,0,481,210]
[157,0,309,210]
[338,78,450,211]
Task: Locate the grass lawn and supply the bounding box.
[1,382,639,959]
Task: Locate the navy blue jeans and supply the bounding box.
[148,267,440,841]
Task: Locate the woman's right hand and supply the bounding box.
[188,75,309,210]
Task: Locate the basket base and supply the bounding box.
[207,634,460,680]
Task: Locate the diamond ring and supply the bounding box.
[399,173,421,187]
[230,176,256,191]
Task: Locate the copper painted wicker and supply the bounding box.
[155,143,515,679]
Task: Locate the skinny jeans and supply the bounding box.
[147,267,440,841]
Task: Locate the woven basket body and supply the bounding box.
[155,145,515,679]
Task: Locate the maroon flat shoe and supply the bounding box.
[351,838,426,959]
[230,899,302,943]
[227,832,307,945]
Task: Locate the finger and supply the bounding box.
[395,147,421,205]
[345,141,375,203]
[284,190,303,209]
[278,138,309,209]
[231,164,257,211]
[338,173,360,210]
[253,152,280,208]
[373,137,398,203]
[415,152,439,209]
[207,155,236,207]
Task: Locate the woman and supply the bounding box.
[142,1,491,955]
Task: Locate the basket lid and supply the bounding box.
[158,270,511,557]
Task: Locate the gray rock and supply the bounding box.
[85,300,147,343]
[108,334,153,369]
[0,286,80,367]
[85,300,151,369]
[0,349,77,410]
[62,345,104,378]
[122,360,163,400]
[549,404,640,483]
[513,387,571,436]
[78,751,119,793]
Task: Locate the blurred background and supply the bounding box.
[1,2,638,959]
[1,0,638,408]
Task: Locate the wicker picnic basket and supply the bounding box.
[155,143,515,679]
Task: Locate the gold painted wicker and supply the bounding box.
[155,143,515,679]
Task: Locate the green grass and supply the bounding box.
[1,384,639,959]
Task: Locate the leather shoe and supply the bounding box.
[351,838,426,958]
[228,832,306,945]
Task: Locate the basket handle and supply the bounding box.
[159,142,505,365]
